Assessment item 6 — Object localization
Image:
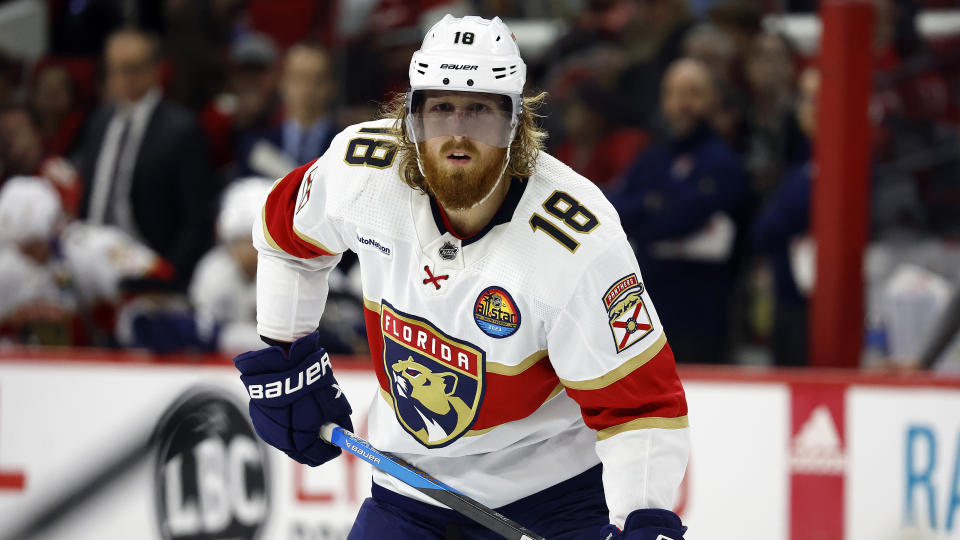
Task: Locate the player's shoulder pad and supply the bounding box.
[511,152,636,304]
[524,151,630,255]
[326,118,401,166]
[296,118,401,207]
[282,119,404,255]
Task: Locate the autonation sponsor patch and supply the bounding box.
[357,234,392,257]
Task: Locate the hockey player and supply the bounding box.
[234,15,689,540]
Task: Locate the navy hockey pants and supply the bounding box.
[346,464,608,540]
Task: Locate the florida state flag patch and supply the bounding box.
[603,274,654,353]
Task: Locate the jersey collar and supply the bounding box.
[428,176,527,247]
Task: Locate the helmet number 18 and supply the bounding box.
[453,32,475,45]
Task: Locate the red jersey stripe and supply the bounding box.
[564,342,688,433]
[363,301,390,392]
[262,159,336,259]
[473,355,560,430]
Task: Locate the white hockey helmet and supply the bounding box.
[406,15,526,148]
[0,176,63,244]
[217,177,273,243]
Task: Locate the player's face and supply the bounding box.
[417,93,510,210]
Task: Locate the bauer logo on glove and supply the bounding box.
[233,330,354,467]
[245,352,332,399]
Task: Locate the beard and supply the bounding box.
[419,139,508,211]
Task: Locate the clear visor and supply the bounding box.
[405,89,520,149]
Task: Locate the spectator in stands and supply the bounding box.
[30,63,85,157]
[743,32,802,196]
[539,0,635,74]
[228,33,282,142]
[72,27,217,290]
[683,23,737,88]
[201,32,282,172]
[614,0,695,127]
[0,106,43,183]
[235,43,338,179]
[707,0,763,73]
[0,53,19,105]
[0,104,82,216]
[681,22,749,153]
[750,67,819,367]
[612,58,749,364]
[161,0,241,111]
[553,81,649,188]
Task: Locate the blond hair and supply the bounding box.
[378,91,548,192]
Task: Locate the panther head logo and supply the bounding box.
[608,291,643,322]
[391,357,474,445]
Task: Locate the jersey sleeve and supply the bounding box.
[253,148,352,342]
[546,241,689,527]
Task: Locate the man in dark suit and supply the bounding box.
[235,42,338,179]
[74,27,216,289]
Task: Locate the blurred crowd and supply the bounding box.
[0,0,959,371]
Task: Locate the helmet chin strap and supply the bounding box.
[466,145,511,209]
[414,142,428,179]
[467,121,517,210]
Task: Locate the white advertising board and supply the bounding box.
[0,359,379,540]
[2,356,960,540]
[847,387,960,540]
[681,381,790,540]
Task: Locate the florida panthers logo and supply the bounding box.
[380,301,485,448]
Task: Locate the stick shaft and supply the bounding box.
[320,423,545,540]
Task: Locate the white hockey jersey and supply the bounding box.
[254,119,690,527]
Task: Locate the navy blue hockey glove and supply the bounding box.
[233,330,353,466]
[600,509,686,540]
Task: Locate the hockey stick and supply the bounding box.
[320,423,546,540]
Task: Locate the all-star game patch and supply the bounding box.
[603,273,654,353]
[473,286,521,338]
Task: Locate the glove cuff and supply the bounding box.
[605,508,685,540]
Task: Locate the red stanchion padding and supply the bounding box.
[811,0,875,368]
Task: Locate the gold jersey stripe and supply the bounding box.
[486,349,548,375]
[261,203,283,253]
[462,426,496,437]
[363,297,382,313]
[292,222,339,255]
[596,415,689,441]
[559,333,667,391]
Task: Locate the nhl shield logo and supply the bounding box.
[439,241,458,260]
[603,274,654,353]
[380,301,486,448]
